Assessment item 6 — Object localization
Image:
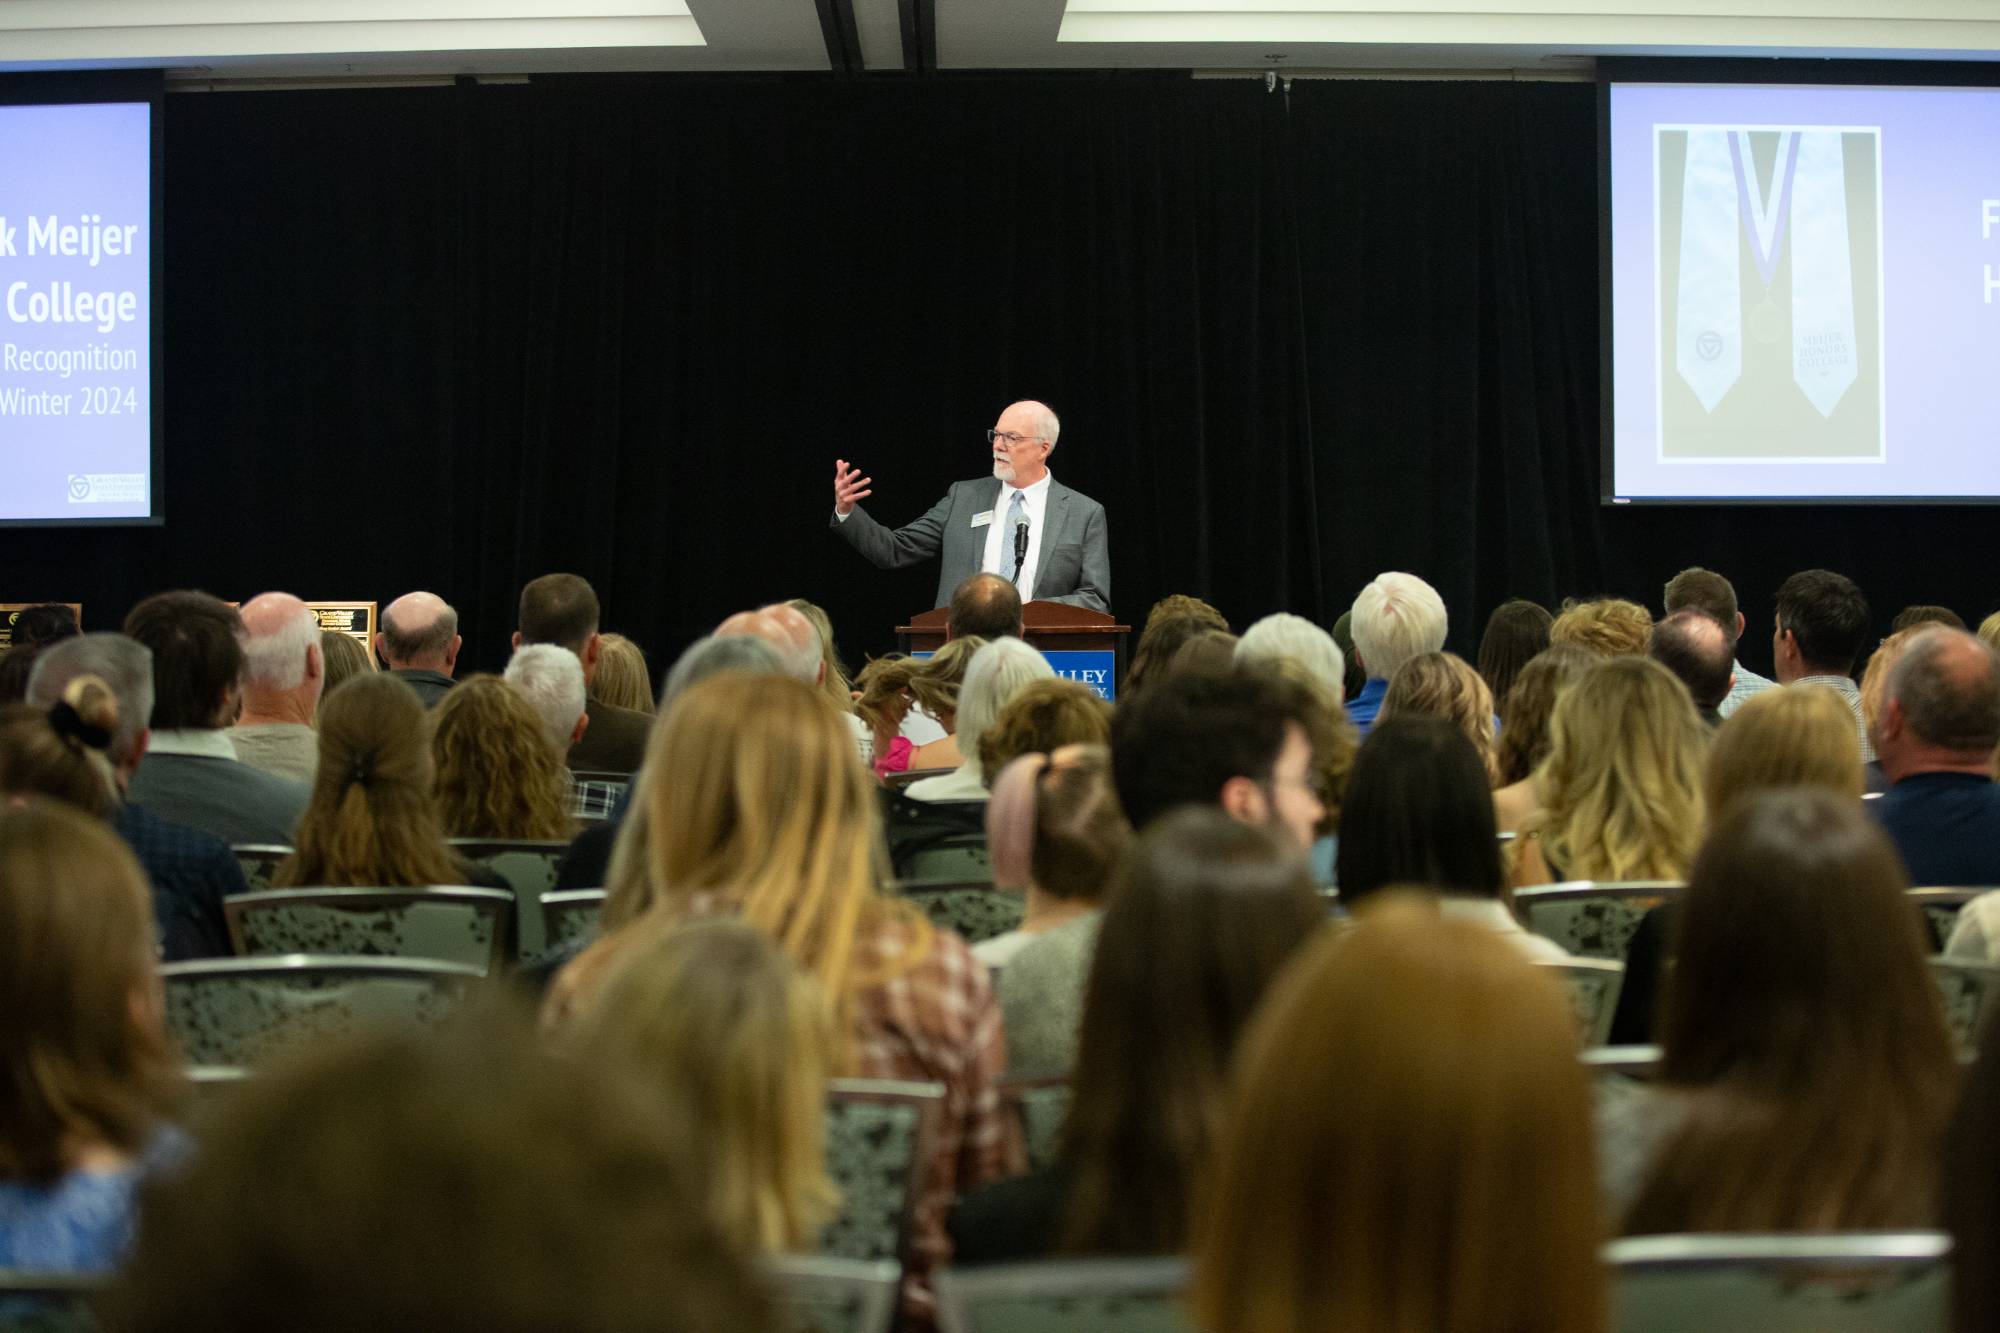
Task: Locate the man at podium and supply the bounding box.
[830,400,1111,613]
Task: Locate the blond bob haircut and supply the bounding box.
[1192,900,1605,1333]
[431,675,575,841]
[602,673,926,1025]
[1523,656,1709,882]
[570,917,838,1253]
[1379,651,1497,785]
[0,800,180,1185]
[853,636,985,737]
[589,633,656,716]
[1550,598,1654,659]
[1706,684,1862,820]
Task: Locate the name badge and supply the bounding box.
[970,511,994,528]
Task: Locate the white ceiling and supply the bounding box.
[0,0,1996,79]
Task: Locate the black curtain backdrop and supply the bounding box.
[5,75,1997,681]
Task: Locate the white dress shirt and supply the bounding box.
[982,471,1053,599]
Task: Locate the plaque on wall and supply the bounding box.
[0,603,83,652]
[307,601,378,663]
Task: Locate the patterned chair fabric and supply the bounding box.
[162,956,481,1067]
[896,881,1023,945]
[229,844,294,892]
[819,1080,943,1265]
[539,890,606,959]
[935,1258,1194,1333]
[1515,882,1686,961]
[1930,956,2000,1054]
[0,1272,103,1333]
[1606,1232,1950,1333]
[225,887,513,974]
[447,839,567,962]
[768,1255,902,1333]
[1909,888,1984,954]
[1540,958,1626,1048]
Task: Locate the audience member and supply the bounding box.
[1515,657,1709,886]
[1235,613,1345,703]
[1980,610,2000,655]
[1109,665,1330,851]
[1647,607,1734,726]
[0,676,123,816]
[903,637,1053,802]
[505,643,618,819]
[1550,596,1653,658]
[8,603,80,649]
[1664,566,1773,717]
[951,809,1320,1261]
[1946,1010,2000,1333]
[588,632,656,716]
[786,599,856,716]
[1164,629,1240,678]
[1123,594,1229,697]
[0,800,183,1273]
[317,630,374,700]
[23,635,243,958]
[1192,903,1604,1333]
[0,646,40,706]
[1379,650,1497,784]
[1603,789,1956,1233]
[1475,597,1552,712]
[717,600,873,762]
[1858,625,1922,793]
[432,676,575,841]
[1773,567,1874,760]
[1338,718,1565,959]
[983,747,1132,1069]
[657,633,786,704]
[1895,604,1967,633]
[976,678,1112,780]
[1872,627,2000,890]
[1492,645,1595,833]
[1232,618,1359,878]
[567,918,837,1253]
[854,637,984,776]
[514,573,649,772]
[549,673,1005,1320]
[1346,572,1448,735]
[103,1018,777,1333]
[230,592,324,784]
[273,673,501,891]
[1329,608,1368,703]
[948,573,1025,641]
[121,590,309,845]
[375,591,460,708]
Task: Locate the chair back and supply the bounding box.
[1540,957,1625,1048]
[901,834,993,883]
[539,889,606,958]
[162,955,481,1066]
[935,1257,1193,1333]
[230,843,294,891]
[819,1079,943,1267]
[0,1271,103,1333]
[225,887,513,974]
[886,767,956,789]
[998,1078,1071,1173]
[1606,1232,1950,1333]
[768,1255,902,1333]
[1910,887,1985,953]
[1515,882,1685,961]
[447,838,568,961]
[895,879,1023,944]
[1931,956,2000,1054]
[1582,1045,1662,1080]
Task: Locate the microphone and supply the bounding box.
[1012,508,1031,582]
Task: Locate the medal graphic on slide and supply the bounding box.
[1656,124,1883,463]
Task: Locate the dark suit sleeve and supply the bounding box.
[829,489,954,571]
[1036,501,1110,613]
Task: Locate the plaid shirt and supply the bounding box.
[851,918,1008,1328]
[565,772,627,821]
[113,801,247,960]
[1717,659,1777,718]
[1794,673,1876,763]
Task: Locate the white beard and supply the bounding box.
[992,460,1015,483]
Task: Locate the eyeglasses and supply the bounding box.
[986,430,1046,448]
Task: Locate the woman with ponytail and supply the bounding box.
[0,673,124,815]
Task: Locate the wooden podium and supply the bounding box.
[897,601,1131,664]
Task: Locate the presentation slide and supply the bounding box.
[1606,81,2000,502]
[0,100,155,523]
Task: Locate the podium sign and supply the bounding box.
[1043,651,1116,701]
[0,603,82,651]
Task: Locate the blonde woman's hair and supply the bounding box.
[1550,598,1654,658]
[786,599,854,716]
[570,917,838,1252]
[277,673,462,888]
[1523,656,1710,882]
[1859,625,1923,734]
[1978,611,2000,654]
[1379,651,1498,785]
[1192,901,1606,1333]
[316,630,375,702]
[602,673,927,1032]
[0,674,122,815]
[0,800,181,1184]
[432,675,576,841]
[854,636,984,737]
[589,633,655,715]
[1706,685,1863,820]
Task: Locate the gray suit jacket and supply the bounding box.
[831,477,1111,613]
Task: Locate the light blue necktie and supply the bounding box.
[1006,490,1028,583]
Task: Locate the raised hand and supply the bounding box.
[833,458,873,517]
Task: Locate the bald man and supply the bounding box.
[714,602,874,761]
[231,592,324,783]
[376,591,462,708]
[830,399,1111,613]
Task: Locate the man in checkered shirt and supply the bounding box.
[503,644,624,819]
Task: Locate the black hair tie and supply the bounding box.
[49,700,113,752]
[347,755,374,787]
